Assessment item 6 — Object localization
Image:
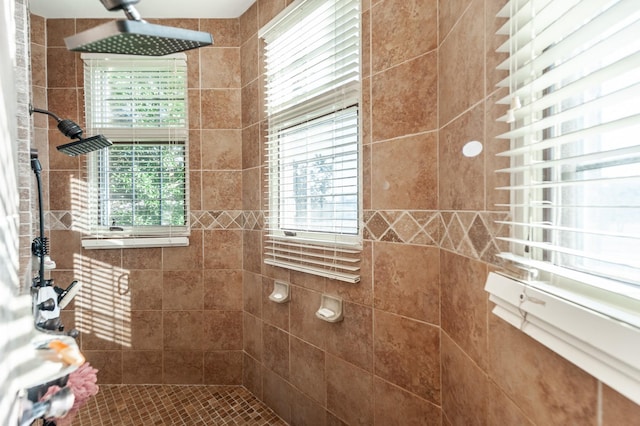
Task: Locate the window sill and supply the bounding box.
[81,236,189,250]
[485,271,640,405]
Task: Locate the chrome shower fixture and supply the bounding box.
[30,148,80,338]
[29,106,113,156]
[64,0,214,56]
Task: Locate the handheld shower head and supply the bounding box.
[29,106,113,156]
[64,0,213,56]
[56,134,114,156]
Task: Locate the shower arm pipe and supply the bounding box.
[30,104,113,156]
[29,104,84,141]
[100,0,144,21]
[122,5,143,21]
[30,107,62,123]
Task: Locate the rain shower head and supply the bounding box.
[64,0,213,56]
[65,20,213,56]
[29,106,113,156]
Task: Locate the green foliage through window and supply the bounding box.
[99,144,186,227]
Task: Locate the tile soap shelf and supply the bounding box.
[268,281,290,303]
[316,294,343,323]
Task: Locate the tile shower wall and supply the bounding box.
[239,0,640,425]
[240,1,445,423]
[27,0,640,424]
[437,1,640,425]
[33,16,246,385]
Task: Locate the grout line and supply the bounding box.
[597,380,603,426]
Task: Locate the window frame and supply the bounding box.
[81,53,190,249]
[260,0,362,282]
[267,105,361,244]
[94,138,189,231]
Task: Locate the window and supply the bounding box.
[82,54,189,248]
[260,0,361,282]
[486,0,640,404]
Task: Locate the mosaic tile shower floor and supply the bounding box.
[66,385,287,425]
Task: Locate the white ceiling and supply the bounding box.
[29,0,257,19]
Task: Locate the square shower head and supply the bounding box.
[64,20,213,56]
[56,135,113,157]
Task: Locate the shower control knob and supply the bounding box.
[38,298,56,311]
[57,326,80,339]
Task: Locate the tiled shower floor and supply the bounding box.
[67,385,288,425]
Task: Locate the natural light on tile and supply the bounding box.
[75,254,131,348]
[70,174,90,234]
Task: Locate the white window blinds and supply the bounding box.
[260,0,361,283]
[486,0,640,405]
[83,54,189,238]
[496,0,640,295]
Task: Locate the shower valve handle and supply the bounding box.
[37,298,56,311]
[64,328,80,339]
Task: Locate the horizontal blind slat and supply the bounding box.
[265,246,360,265]
[264,258,360,283]
[498,82,640,139]
[498,237,640,270]
[496,221,640,240]
[497,115,640,156]
[496,145,640,173]
[263,253,360,272]
[497,174,640,191]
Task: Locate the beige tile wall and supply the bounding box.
[29,0,640,423]
[32,15,245,386]
[239,0,640,425]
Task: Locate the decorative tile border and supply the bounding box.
[48,211,83,230]
[243,210,265,231]
[363,210,509,264]
[190,210,244,230]
[363,210,442,246]
[47,209,509,264]
[47,210,247,231]
[245,209,509,264]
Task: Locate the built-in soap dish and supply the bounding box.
[315,294,343,323]
[268,281,290,303]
